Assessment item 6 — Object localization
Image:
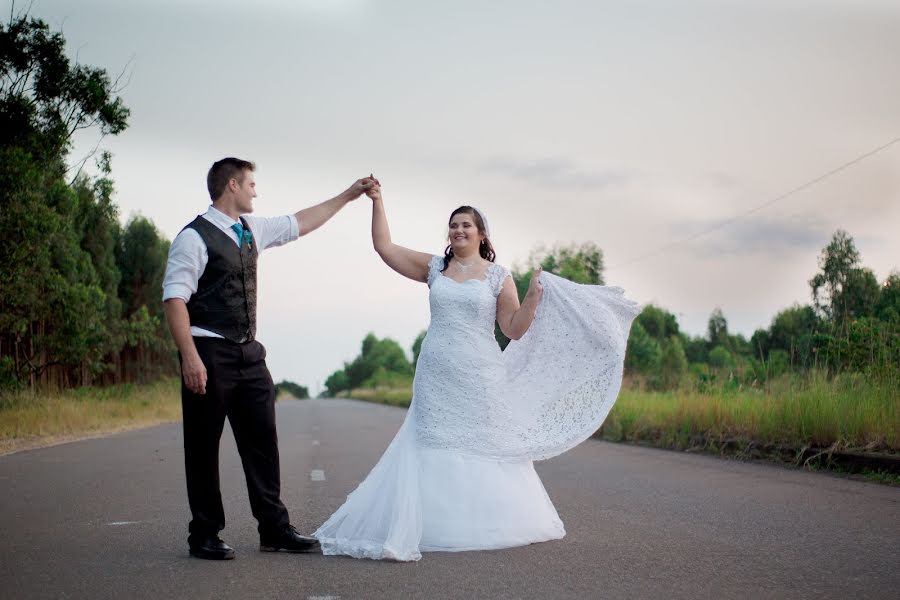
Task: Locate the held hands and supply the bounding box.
[345,175,379,201]
[365,173,382,201]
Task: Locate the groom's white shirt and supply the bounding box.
[162,205,300,338]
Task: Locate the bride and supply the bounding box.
[314,180,640,561]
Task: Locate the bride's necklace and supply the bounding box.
[454,257,479,273]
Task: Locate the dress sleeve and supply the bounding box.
[487,263,511,297]
[426,255,445,288]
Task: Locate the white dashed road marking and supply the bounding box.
[310,469,326,481]
[312,440,320,446]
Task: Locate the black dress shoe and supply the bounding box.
[189,535,236,560]
[259,524,321,553]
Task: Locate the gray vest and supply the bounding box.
[184,215,258,343]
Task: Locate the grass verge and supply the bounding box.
[341,386,413,407]
[335,373,899,483]
[600,374,898,453]
[0,378,182,455]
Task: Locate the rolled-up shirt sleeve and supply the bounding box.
[244,214,300,250]
[162,229,207,302]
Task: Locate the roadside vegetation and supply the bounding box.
[326,238,899,481]
[602,374,898,452]
[1,13,176,393]
[2,14,896,480]
[0,378,181,454]
[0,13,185,453]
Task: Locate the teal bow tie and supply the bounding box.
[230,223,253,247]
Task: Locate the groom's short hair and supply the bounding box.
[207,157,256,200]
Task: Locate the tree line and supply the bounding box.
[323,235,898,397]
[626,229,898,390]
[275,380,309,400]
[0,13,175,390]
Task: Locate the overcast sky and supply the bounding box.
[28,0,900,393]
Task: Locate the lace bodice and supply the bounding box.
[425,255,510,339]
[416,259,640,460]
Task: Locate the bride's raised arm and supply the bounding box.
[368,184,433,283]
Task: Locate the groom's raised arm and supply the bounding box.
[294,177,374,236]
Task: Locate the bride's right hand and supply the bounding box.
[366,173,382,201]
[366,183,381,201]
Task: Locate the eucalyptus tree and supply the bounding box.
[0,11,129,387]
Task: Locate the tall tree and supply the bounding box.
[0,12,128,170]
[116,216,170,319]
[840,268,881,321]
[624,321,661,374]
[753,304,820,369]
[875,272,900,322]
[706,307,729,349]
[528,242,604,285]
[343,333,413,390]
[0,11,129,387]
[635,305,680,340]
[809,229,874,327]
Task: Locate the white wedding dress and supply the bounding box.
[314,256,639,561]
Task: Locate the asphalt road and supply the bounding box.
[1,398,898,600]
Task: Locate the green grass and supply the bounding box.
[334,372,899,460]
[601,372,899,453]
[0,378,182,454]
[341,386,413,407]
[853,469,900,486]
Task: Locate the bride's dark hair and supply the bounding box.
[442,206,496,272]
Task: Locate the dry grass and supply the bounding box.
[0,378,181,455]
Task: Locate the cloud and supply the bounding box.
[671,216,829,259]
[480,156,630,190]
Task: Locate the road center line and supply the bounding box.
[310,469,326,481]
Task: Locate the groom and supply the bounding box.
[162,157,374,560]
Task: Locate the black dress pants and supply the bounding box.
[181,337,289,541]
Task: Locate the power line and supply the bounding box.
[607,134,900,270]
